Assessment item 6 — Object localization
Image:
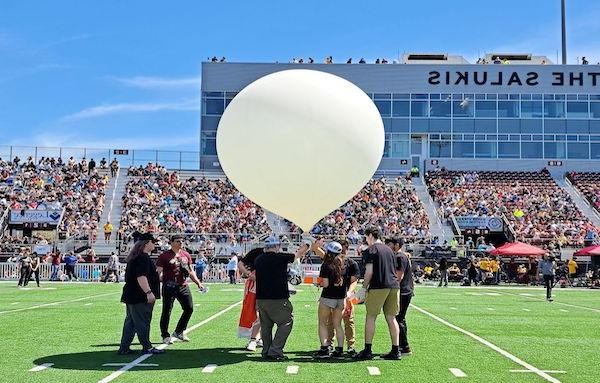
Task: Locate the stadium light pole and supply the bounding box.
[561,0,567,64]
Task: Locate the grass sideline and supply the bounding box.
[0,282,598,382]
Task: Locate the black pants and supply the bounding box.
[119,302,154,351]
[160,284,194,338]
[543,275,554,299]
[65,265,77,280]
[18,267,31,286]
[396,294,412,348]
[228,269,236,284]
[30,269,40,286]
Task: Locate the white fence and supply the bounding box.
[0,262,321,283]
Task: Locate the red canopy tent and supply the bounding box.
[573,244,600,256]
[489,242,546,257]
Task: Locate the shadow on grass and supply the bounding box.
[33,347,357,371]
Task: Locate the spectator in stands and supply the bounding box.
[582,57,589,65]
[493,56,502,64]
[359,58,366,64]
[88,158,96,175]
[110,159,119,177]
[100,158,108,169]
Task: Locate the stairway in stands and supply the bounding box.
[411,176,455,241]
[553,175,600,227]
[93,169,128,255]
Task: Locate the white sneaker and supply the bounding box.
[163,336,174,344]
[257,338,263,347]
[172,332,190,342]
[246,339,257,352]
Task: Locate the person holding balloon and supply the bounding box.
[237,247,264,352]
[254,235,310,361]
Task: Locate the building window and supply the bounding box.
[521,101,543,118]
[475,101,497,118]
[566,102,589,118]
[590,102,600,119]
[544,141,566,159]
[453,119,475,133]
[430,141,451,158]
[498,101,519,118]
[430,101,452,117]
[521,142,543,158]
[375,100,391,117]
[392,101,410,117]
[498,119,521,133]
[203,99,224,115]
[475,119,497,133]
[452,100,474,117]
[498,142,520,158]
[567,142,589,159]
[429,119,451,132]
[452,141,474,158]
[411,101,428,117]
[591,143,600,159]
[544,101,566,118]
[475,142,497,158]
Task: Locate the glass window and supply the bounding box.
[566,135,578,141]
[591,143,600,159]
[201,116,220,131]
[430,141,451,158]
[429,119,451,132]
[475,134,486,140]
[567,94,578,101]
[475,94,485,100]
[441,134,452,140]
[498,101,519,118]
[521,119,543,133]
[204,99,224,115]
[498,134,509,141]
[544,101,566,118]
[430,134,440,140]
[383,119,392,131]
[578,135,590,141]
[475,101,497,117]
[590,103,600,118]
[452,100,474,117]
[384,140,390,157]
[521,101,543,118]
[390,140,410,157]
[545,119,566,134]
[392,101,410,117]
[486,94,497,100]
[567,102,589,118]
[544,94,554,100]
[375,100,391,117]
[411,101,428,117]
[555,95,565,100]
[453,119,475,133]
[510,135,520,141]
[509,94,520,100]
[412,94,428,100]
[566,120,589,133]
[532,94,542,100]
[579,94,589,101]
[452,141,474,158]
[487,134,497,140]
[464,134,474,141]
[475,119,496,133]
[521,142,543,158]
[430,101,452,117]
[498,142,520,158]
[392,118,410,132]
[203,91,223,97]
[498,119,520,133]
[544,135,555,141]
[411,118,428,133]
[591,121,600,133]
[498,94,508,100]
[374,93,391,100]
[567,142,589,159]
[544,142,566,159]
[430,94,441,100]
[521,94,532,100]
[201,138,217,155]
[475,142,497,158]
[393,93,410,100]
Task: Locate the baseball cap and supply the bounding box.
[264,235,281,247]
[325,241,342,254]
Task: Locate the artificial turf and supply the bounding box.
[1,281,598,383]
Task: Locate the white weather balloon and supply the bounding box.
[216,69,384,232]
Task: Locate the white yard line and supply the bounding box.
[511,370,566,374]
[0,292,117,315]
[97,301,241,383]
[449,368,467,377]
[102,363,158,367]
[523,308,531,312]
[499,291,600,314]
[201,364,218,373]
[286,365,299,375]
[29,363,53,372]
[559,309,569,313]
[367,366,381,376]
[411,304,561,383]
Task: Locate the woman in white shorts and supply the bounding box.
[314,241,347,359]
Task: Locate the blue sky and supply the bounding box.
[1,0,600,152]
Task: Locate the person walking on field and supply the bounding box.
[157,235,205,344]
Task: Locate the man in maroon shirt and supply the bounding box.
[50,251,62,281]
[156,235,204,343]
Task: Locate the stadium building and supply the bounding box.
[200,54,600,173]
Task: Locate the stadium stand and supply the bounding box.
[426,169,600,246]
[292,177,431,242]
[567,172,600,214]
[0,156,108,241]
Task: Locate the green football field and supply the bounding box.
[1,281,599,383]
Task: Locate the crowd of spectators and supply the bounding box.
[0,156,108,240]
[567,172,600,215]
[120,163,270,242]
[293,177,430,242]
[426,169,600,246]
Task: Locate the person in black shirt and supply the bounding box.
[355,226,401,361]
[118,233,164,355]
[314,241,348,359]
[254,235,310,361]
[437,256,448,287]
[238,247,264,352]
[386,237,414,356]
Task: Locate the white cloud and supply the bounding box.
[112,76,201,90]
[60,99,200,121]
